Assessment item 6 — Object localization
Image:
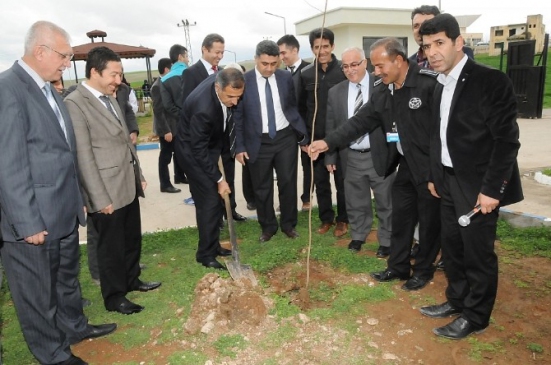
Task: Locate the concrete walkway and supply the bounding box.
[78,110,551,241]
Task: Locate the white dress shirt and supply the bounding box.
[254,68,290,134]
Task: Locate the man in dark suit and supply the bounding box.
[233,40,308,242]
[277,34,312,212]
[299,28,349,237]
[175,68,245,269]
[180,34,246,221]
[66,47,161,316]
[309,38,441,292]
[0,21,115,365]
[160,44,189,186]
[325,47,395,256]
[418,14,523,340]
[153,57,182,193]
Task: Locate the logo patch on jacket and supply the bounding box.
[409,98,422,109]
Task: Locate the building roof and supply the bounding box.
[455,14,481,28]
[71,30,156,61]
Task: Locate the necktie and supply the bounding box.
[226,108,236,158]
[42,83,67,140]
[289,65,296,74]
[99,95,120,124]
[264,77,277,139]
[353,83,366,145]
[212,65,218,73]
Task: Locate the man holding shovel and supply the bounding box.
[174,67,245,269]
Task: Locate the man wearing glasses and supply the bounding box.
[325,47,395,256]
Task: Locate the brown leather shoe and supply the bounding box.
[333,222,348,237]
[317,222,335,234]
[301,202,311,212]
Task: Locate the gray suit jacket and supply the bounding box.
[65,84,145,213]
[325,72,389,177]
[0,62,85,241]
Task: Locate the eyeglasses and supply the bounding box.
[341,59,365,71]
[40,45,74,61]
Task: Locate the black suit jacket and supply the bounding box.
[176,75,228,183]
[180,61,209,108]
[430,59,523,206]
[291,60,310,104]
[325,72,389,177]
[324,61,438,183]
[233,69,308,164]
[115,83,139,135]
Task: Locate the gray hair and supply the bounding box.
[342,47,366,60]
[224,62,244,73]
[24,21,71,55]
[370,38,407,61]
[215,67,245,89]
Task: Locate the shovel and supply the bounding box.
[218,158,258,286]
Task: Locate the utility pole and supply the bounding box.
[177,19,197,64]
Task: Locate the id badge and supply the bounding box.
[386,132,399,142]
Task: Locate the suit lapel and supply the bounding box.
[78,85,125,133]
[245,71,263,135]
[449,59,473,118]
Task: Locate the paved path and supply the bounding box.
[78,110,551,240]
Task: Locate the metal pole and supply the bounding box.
[264,11,286,34]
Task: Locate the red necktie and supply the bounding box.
[212,65,218,73]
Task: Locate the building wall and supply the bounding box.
[489,14,546,56]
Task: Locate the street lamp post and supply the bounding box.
[264,11,287,35]
[225,50,237,63]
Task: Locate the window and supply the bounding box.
[495,30,504,36]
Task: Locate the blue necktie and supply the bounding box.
[42,83,67,140]
[264,77,276,139]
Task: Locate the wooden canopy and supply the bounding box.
[71,30,156,84]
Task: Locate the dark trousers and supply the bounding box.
[187,164,224,261]
[0,225,87,364]
[90,197,142,310]
[387,157,441,279]
[440,168,498,328]
[242,163,255,205]
[221,151,237,213]
[300,150,312,203]
[159,136,185,189]
[248,128,298,234]
[312,152,348,224]
[86,215,99,280]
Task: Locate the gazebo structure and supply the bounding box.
[71,30,156,84]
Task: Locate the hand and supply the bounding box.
[100,204,114,214]
[326,164,336,173]
[141,181,148,191]
[129,132,138,145]
[164,132,173,142]
[428,182,440,198]
[218,180,231,197]
[476,193,499,214]
[300,145,309,153]
[236,152,249,166]
[308,140,328,160]
[25,230,48,245]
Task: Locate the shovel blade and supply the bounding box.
[226,260,258,287]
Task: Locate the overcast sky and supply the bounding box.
[0,0,548,81]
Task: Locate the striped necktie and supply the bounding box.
[353,83,367,145]
[42,83,67,140]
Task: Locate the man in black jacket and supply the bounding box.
[298,28,348,237]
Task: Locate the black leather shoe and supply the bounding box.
[246,202,256,211]
[132,280,162,292]
[199,258,226,270]
[402,276,430,291]
[259,231,275,243]
[433,316,487,339]
[435,259,445,271]
[56,354,88,365]
[109,298,144,315]
[160,186,181,193]
[348,240,363,252]
[420,301,462,318]
[282,228,299,239]
[370,269,410,282]
[232,212,247,221]
[218,247,232,256]
[174,177,188,184]
[376,246,391,258]
[68,323,117,344]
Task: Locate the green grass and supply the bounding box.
[2,212,551,364]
